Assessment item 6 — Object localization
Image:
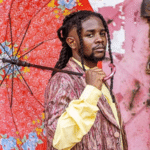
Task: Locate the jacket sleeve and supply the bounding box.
[44,75,102,150]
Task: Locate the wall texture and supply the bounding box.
[88,0,150,149]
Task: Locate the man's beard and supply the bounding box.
[83,51,106,63]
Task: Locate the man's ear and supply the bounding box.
[66,37,77,50]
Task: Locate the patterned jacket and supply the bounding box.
[45,58,128,150]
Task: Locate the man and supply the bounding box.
[45,10,128,150]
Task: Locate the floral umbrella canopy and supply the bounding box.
[0,0,92,149]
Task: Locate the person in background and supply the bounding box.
[44,10,128,150]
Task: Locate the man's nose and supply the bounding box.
[95,34,103,43]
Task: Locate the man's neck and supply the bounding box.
[83,60,97,68]
[73,56,97,68]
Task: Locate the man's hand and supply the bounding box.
[85,67,106,90]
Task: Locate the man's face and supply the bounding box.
[81,16,107,63]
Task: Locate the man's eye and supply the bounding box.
[100,32,106,36]
[87,34,93,38]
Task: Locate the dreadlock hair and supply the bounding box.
[52,10,116,102]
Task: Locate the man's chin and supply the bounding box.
[93,56,105,62]
[84,53,105,63]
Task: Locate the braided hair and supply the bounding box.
[52,10,115,102]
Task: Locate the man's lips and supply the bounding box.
[93,46,105,52]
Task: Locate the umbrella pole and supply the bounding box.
[2,58,83,76]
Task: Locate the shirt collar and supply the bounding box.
[72,57,90,70]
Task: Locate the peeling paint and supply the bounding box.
[119,5,124,15]
[88,0,125,11]
[112,22,116,26]
[111,26,125,54]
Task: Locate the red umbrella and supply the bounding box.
[0,0,93,149]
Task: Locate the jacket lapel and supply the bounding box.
[97,95,120,129]
[104,82,122,129]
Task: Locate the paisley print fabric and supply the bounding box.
[45,58,128,150]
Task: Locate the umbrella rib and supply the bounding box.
[15,65,33,95]
[8,14,14,57]
[9,105,21,139]
[0,43,11,59]
[8,75,22,140]
[6,68,22,139]
[19,37,57,59]
[3,18,12,59]
[10,65,14,108]
[5,20,9,45]
[32,94,44,108]
[6,0,14,45]
[15,66,44,108]
[15,20,31,57]
[0,64,10,71]
[19,41,44,59]
[0,65,11,87]
[15,73,44,108]
[8,74,22,138]
[13,25,27,45]
[43,37,58,43]
[6,79,10,104]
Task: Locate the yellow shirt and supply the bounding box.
[53,58,122,150]
[72,57,120,127]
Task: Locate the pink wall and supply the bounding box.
[0,0,149,149]
[122,0,150,149]
[89,0,150,149]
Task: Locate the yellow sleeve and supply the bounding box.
[53,85,102,150]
